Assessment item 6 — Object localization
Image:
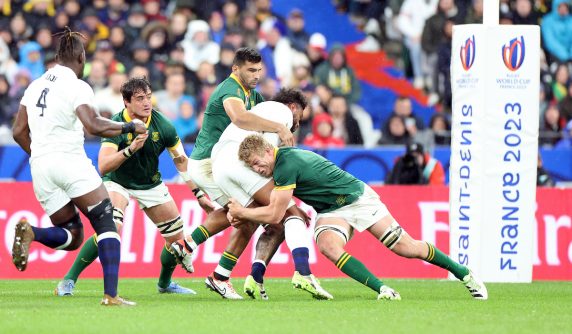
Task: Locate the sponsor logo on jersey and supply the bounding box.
[152,132,160,142]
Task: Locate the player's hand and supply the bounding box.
[198,195,215,214]
[277,125,294,147]
[227,198,243,220]
[129,133,148,153]
[132,119,147,134]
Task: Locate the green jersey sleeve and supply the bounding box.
[162,118,180,149]
[274,150,298,190]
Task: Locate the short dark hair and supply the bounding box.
[233,47,262,66]
[54,26,86,63]
[272,88,308,110]
[121,77,151,102]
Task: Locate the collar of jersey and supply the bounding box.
[229,73,250,97]
[122,108,151,128]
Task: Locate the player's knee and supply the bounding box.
[314,225,349,261]
[379,220,404,251]
[262,223,285,239]
[55,213,85,250]
[156,216,184,240]
[86,198,117,236]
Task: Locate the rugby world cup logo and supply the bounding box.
[502,36,525,71]
[460,35,476,71]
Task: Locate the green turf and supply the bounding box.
[0,278,570,334]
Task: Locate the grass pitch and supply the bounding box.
[0,278,570,334]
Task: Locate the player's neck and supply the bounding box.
[126,110,148,124]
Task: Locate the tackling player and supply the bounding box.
[228,135,489,301]
[11,27,146,306]
[171,47,294,298]
[54,77,214,296]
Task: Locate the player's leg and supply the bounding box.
[142,190,195,295]
[367,213,487,299]
[314,217,400,300]
[57,188,128,296]
[72,184,133,305]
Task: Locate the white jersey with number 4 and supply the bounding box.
[20,64,96,161]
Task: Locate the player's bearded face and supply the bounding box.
[248,149,273,177]
[237,61,262,89]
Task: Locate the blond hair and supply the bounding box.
[238,134,273,163]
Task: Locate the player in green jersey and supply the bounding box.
[171,47,296,299]
[55,77,214,296]
[227,135,489,301]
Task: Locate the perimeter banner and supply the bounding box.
[450,25,540,282]
[0,184,569,280]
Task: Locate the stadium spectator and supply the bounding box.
[108,26,130,66]
[437,19,454,112]
[286,8,310,53]
[0,75,10,126]
[385,96,425,138]
[222,1,242,29]
[128,40,163,90]
[464,0,484,23]
[537,154,555,186]
[386,142,445,185]
[124,4,147,43]
[35,26,54,55]
[379,114,411,145]
[174,96,200,142]
[0,39,18,84]
[512,0,540,25]
[239,11,260,48]
[551,63,570,102]
[170,11,189,45]
[396,0,439,88]
[79,7,109,54]
[555,119,572,148]
[314,43,361,104]
[539,103,565,146]
[18,41,44,80]
[306,33,328,75]
[10,13,33,55]
[22,0,56,32]
[141,0,166,22]
[98,0,128,27]
[9,69,32,117]
[259,17,295,84]
[209,11,226,45]
[258,77,279,101]
[215,43,235,83]
[328,94,363,145]
[303,112,345,148]
[422,0,462,101]
[142,21,172,63]
[182,20,220,72]
[541,0,572,64]
[154,72,189,120]
[558,82,572,120]
[429,113,451,145]
[92,39,125,76]
[95,71,128,116]
[83,58,107,93]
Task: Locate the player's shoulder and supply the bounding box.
[151,109,174,126]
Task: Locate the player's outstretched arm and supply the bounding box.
[76,104,146,138]
[228,188,293,225]
[223,98,294,146]
[12,105,31,155]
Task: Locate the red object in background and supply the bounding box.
[0,183,570,280]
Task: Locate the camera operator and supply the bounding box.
[386,142,445,185]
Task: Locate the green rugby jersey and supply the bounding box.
[190,73,264,160]
[273,147,365,213]
[101,109,180,190]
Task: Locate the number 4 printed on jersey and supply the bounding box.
[36,88,49,117]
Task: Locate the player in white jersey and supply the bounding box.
[11,27,145,306]
[172,89,332,300]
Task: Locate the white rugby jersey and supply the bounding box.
[20,64,96,160]
[216,101,293,149]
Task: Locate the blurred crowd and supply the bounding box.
[0,0,571,152]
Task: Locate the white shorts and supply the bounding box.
[188,157,228,206]
[103,181,173,209]
[30,153,102,216]
[316,185,390,233]
[211,142,270,207]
